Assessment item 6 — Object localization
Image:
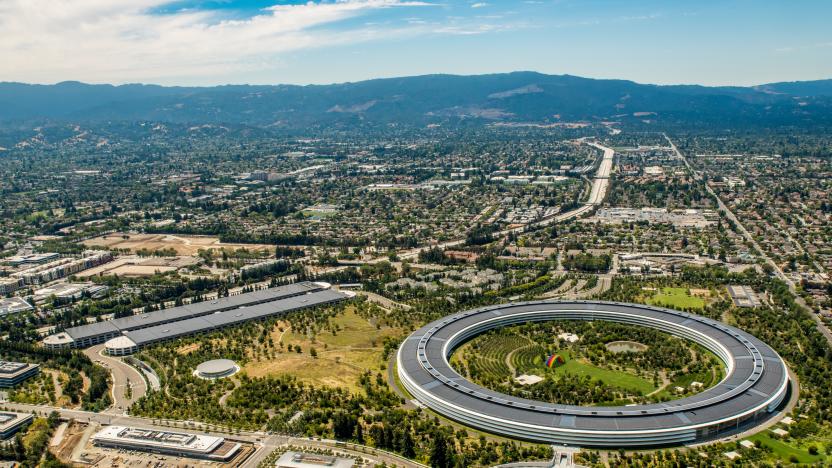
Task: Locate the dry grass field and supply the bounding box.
[243,307,405,393]
[83,233,273,256]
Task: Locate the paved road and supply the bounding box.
[82,345,147,414]
[664,134,832,347]
[1,401,425,468]
[377,140,616,263]
[353,290,412,311]
[0,402,263,442]
[242,435,428,468]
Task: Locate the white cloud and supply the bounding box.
[470,2,488,8]
[0,0,434,84]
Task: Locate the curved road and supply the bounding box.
[83,344,147,414]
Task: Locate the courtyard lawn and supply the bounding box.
[647,287,705,310]
[552,351,656,396]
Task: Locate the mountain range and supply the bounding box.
[2,72,832,129]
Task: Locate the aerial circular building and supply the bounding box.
[397,300,790,447]
[194,359,239,380]
[104,336,139,356]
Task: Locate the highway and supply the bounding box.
[664,134,832,347]
[392,139,615,261]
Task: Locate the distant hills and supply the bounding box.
[2,72,832,129]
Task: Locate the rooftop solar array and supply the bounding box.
[123,289,346,347]
[398,300,790,447]
[63,282,324,342]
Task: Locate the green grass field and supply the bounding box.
[552,351,656,396]
[651,348,726,400]
[453,335,658,398]
[647,287,705,310]
[747,432,827,464]
[301,209,338,218]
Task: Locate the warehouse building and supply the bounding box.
[43,282,348,353]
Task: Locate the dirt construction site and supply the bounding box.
[83,233,273,256]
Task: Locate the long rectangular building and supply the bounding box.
[43,281,347,351]
[107,288,347,355]
[92,426,241,461]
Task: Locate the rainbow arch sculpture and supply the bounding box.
[546,354,565,368]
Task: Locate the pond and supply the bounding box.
[605,340,648,353]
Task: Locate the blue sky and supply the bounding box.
[2,0,830,86]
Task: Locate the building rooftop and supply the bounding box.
[0,412,34,433]
[123,288,345,347]
[60,281,326,342]
[275,451,355,468]
[0,297,33,316]
[0,361,27,374]
[195,359,237,377]
[93,426,224,453]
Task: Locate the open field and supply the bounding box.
[646,287,706,310]
[83,233,274,256]
[244,307,406,393]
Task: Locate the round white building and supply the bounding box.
[194,359,239,380]
[398,300,791,448]
[104,336,139,356]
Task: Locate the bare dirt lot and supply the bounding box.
[76,255,195,278]
[84,233,273,256]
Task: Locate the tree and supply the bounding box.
[332,412,356,440]
[429,430,453,468]
[401,429,416,458]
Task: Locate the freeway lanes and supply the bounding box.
[392,139,616,261]
[584,140,615,205]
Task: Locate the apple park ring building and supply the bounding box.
[397,300,790,447]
